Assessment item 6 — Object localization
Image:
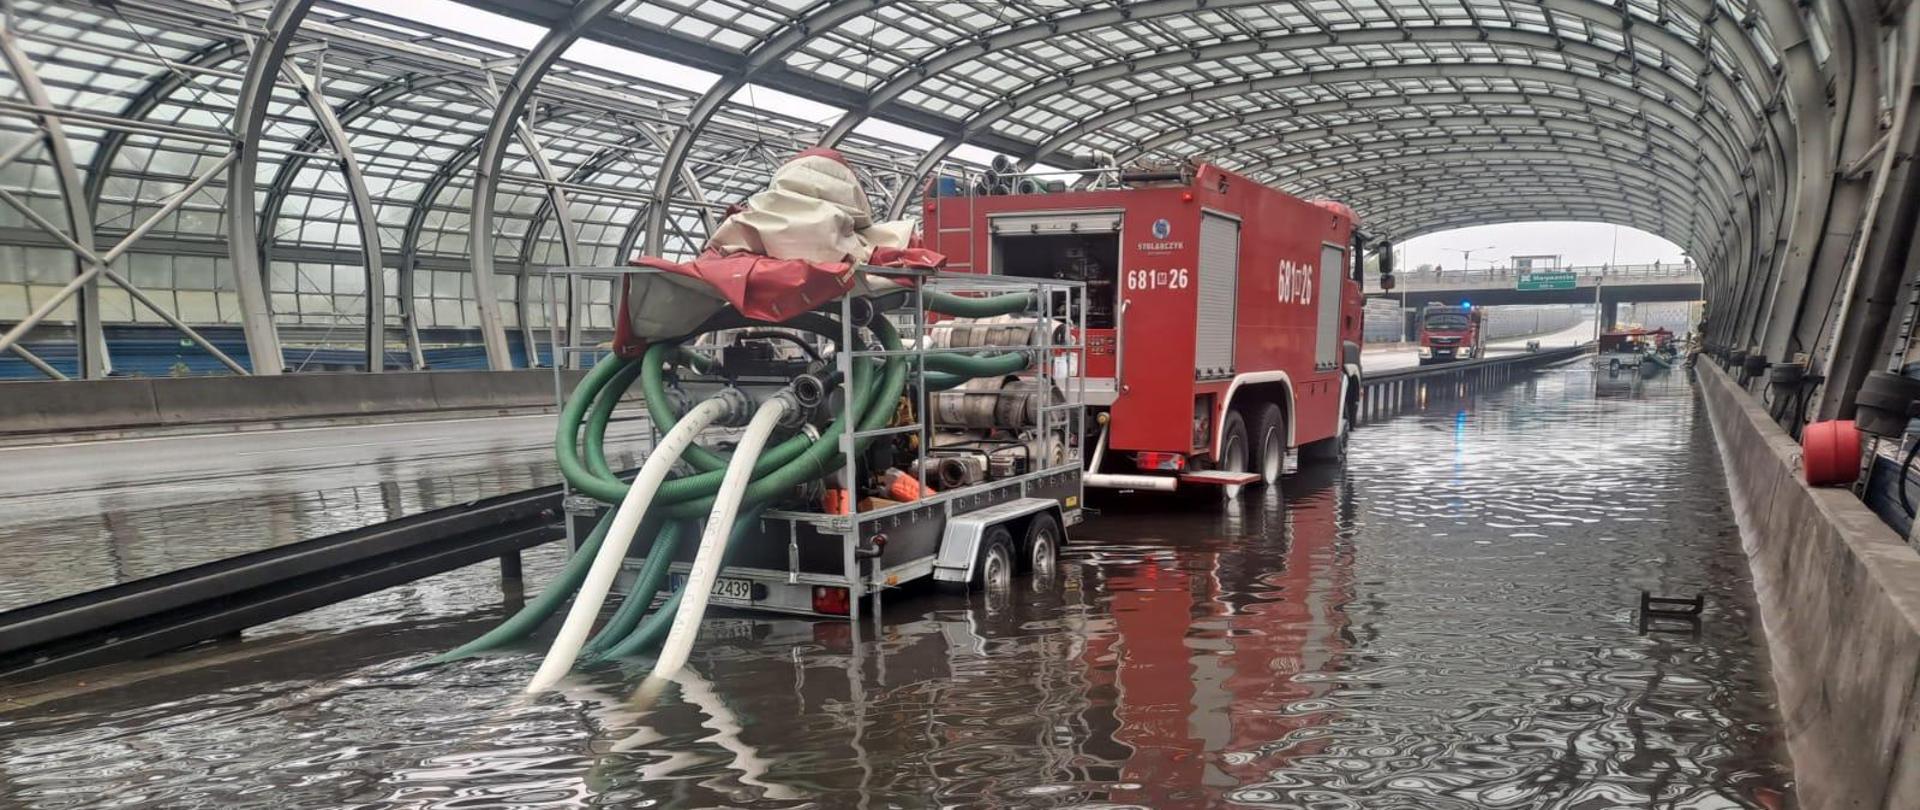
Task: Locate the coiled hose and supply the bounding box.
[442,290,1032,678]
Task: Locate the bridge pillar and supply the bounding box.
[1601,300,1619,330]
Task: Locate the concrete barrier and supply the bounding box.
[427,369,584,411]
[1697,362,1920,810]
[0,377,161,433]
[0,369,601,437]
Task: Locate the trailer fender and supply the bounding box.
[933,498,1066,584]
[1215,371,1295,458]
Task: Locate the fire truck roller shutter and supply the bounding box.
[1317,243,1346,367]
[1196,212,1240,378]
[987,211,1122,235]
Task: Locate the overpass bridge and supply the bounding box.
[1372,263,1703,306]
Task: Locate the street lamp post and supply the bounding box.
[1442,245,1498,278]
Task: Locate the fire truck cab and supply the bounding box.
[925,163,1371,495]
[1417,303,1485,365]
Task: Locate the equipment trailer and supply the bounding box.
[546,268,1086,618]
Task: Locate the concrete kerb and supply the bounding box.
[1697,360,1920,810]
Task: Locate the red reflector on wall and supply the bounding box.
[1134,451,1186,471]
[812,586,851,615]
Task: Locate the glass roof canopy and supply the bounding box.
[0,0,1805,377]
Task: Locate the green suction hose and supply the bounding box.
[593,510,763,660]
[555,358,640,504]
[580,520,689,658]
[924,290,1035,318]
[924,350,1031,377]
[583,360,645,482]
[434,509,618,662]
[446,288,1036,670]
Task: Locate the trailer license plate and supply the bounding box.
[670,574,754,602]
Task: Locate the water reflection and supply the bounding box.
[0,367,1792,809]
[0,432,646,611]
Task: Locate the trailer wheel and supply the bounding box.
[1218,410,1251,499]
[1251,402,1286,487]
[973,526,1016,593]
[1020,512,1061,580]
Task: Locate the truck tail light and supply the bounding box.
[812,586,851,615]
[1134,451,1186,471]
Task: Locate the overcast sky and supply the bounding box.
[1399,222,1689,271]
[347,0,1695,269]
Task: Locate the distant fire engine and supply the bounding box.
[1417,303,1484,365]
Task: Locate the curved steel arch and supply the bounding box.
[1319,165,1720,231]
[1115,92,1748,196]
[276,58,389,372]
[1227,131,1717,205]
[1275,153,1736,217]
[882,60,1767,219]
[1120,88,1742,158]
[1022,61,1764,172]
[1212,114,1711,179]
[467,0,621,371]
[816,0,1757,143]
[226,0,318,375]
[81,39,245,225]
[853,22,1742,170]
[252,72,493,371]
[525,118,717,269]
[256,72,457,252]
[644,0,887,255]
[1243,141,1732,221]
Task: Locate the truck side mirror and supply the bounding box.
[1381,274,1397,292]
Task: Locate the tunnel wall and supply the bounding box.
[0,368,601,438]
[1697,362,1920,810]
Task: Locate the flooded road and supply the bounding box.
[0,413,652,611]
[0,365,1793,809]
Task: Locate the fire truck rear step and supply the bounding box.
[1178,470,1262,486]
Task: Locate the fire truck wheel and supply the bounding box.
[1300,399,1351,465]
[1218,410,1251,499]
[973,526,1016,594]
[1251,402,1286,486]
[1019,512,1061,578]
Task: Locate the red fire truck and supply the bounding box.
[1416,303,1484,365]
[925,163,1379,495]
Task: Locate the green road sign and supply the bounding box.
[1517,271,1578,291]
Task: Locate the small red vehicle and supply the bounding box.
[924,163,1374,495]
[1417,303,1484,365]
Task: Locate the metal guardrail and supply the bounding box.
[0,344,1593,682]
[1356,344,1593,423]
[0,483,567,682]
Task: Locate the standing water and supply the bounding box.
[0,365,1792,808]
